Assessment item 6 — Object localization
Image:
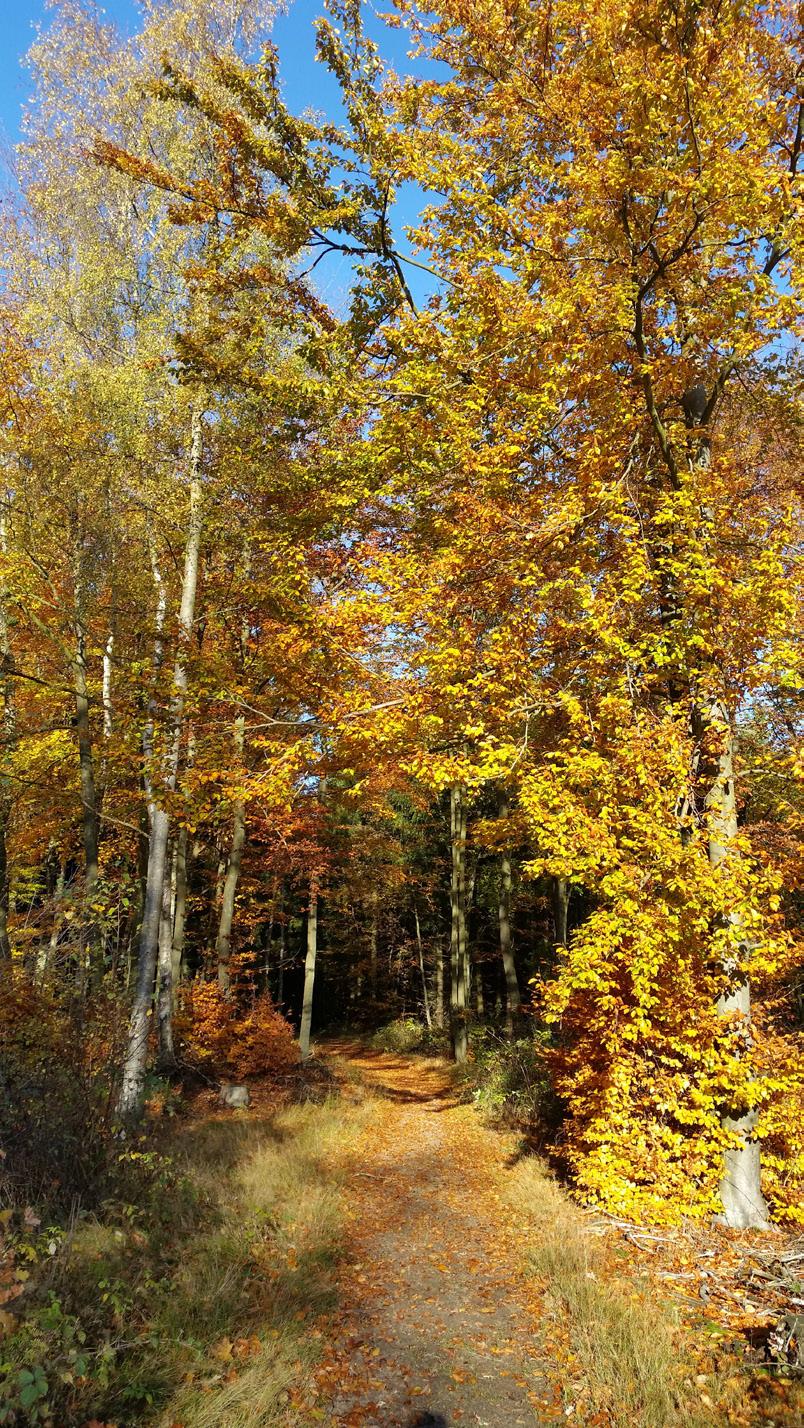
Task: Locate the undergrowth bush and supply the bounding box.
[370,1016,449,1055]
[177,980,298,1080]
[466,1029,557,1136]
[0,1097,363,1427]
[0,973,128,1213]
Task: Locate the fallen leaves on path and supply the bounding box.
[294,1043,574,1427]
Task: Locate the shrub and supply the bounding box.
[467,1029,557,1135]
[177,981,299,1081]
[370,1016,448,1055]
[0,973,127,1214]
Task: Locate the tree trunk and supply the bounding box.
[414,904,432,1029]
[498,798,520,1036]
[700,697,770,1229]
[171,825,189,997]
[263,875,278,991]
[474,952,485,1017]
[0,505,14,963]
[39,855,66,981]
[216,715,246,995]
[369,888,378,1001]
[499,853,520,1034]
[449,783,469,1063]
[551,876,569,954]
[118,405,203,1121]
[71,560,102,982]
[434,941,444,1028]
[156,842,176,1067]
[277,903,286,1008]
[299,884,318,1061]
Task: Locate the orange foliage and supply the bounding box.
[177,978,299,1081]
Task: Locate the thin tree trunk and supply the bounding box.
[450,783,469,1063]
[700,697,770,1229]
[498,798,520,1036]
[299,884,318,1061]
[101,630,114,741]
[210,844,226,941]
[369,888,378,1001]
[171,826,189,997]
[156,843,176,1067]
[169,727,194,998]
[71,556,102,981]
[216,715,246,995]
[129,529,167,961]
[40,856,66,980]
[0,504,14,963]
[118,405,203,1120]
[414,904,432,1029]
[263,875,278,991]
[277,904,286,1008]
[474,952,485,1017]
[435,940,445,1028]
[0,625,12,959]
[551,876,569,954]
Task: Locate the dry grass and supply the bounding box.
[507,1158,732,1428]
[2,1090,369,1428]
[154,1095,370,1428]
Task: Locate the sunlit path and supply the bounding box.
[309,1043,557,1427]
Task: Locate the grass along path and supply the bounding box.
[55,1041,795,1428]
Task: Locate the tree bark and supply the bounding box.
[498,798,520,1036]
[277,900,286,1008]
[118,405,203,1120]
[700,697,770,1229]
[414,903,432,1029]
[39,853,66,981]
[551,876,569,954]
[0,505,15,963]
[474,946,484,1017]
[450,783,469,1063]
[171,825,189,997]
[156,842,176,1067]
[101,630,114,742]
[299,883,318,1060]
[71,555,102,981]
[369,888,378,1001]
[216,715,246,995]
[434,940,445,1028]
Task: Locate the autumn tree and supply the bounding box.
[377,0,803,1225]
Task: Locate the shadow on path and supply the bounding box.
[311,1043,552,1427]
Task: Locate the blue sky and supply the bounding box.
[0,0,436,305]
[0,0,418,141]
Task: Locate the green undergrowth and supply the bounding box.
[369,1015,449,1056]
[1,1092,368,1427]
[460,1028,559,1139]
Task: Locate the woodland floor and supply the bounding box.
[147,1041,803,1428]
[290,1040,803,1428]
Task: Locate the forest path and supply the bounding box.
[308,1040,559,1428]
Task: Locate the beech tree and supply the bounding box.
[0,0,800,1227]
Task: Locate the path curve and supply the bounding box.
[310,1041,559,1428]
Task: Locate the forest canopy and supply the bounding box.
[0,0,801,1249]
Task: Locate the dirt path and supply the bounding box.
[309,1042,560,1428]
